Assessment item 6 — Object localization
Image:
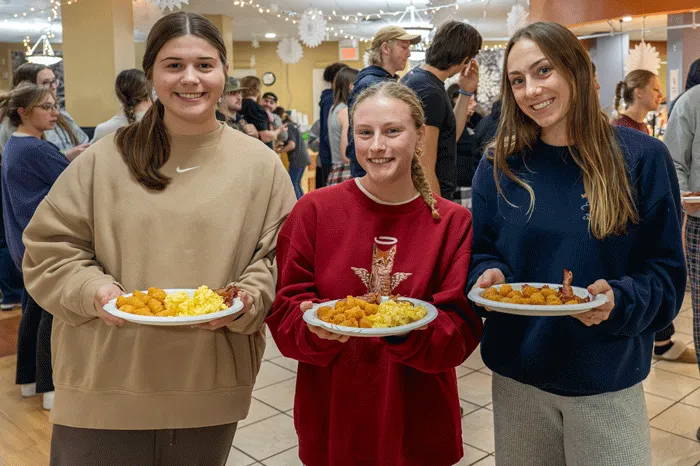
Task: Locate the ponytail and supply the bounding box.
[115,99,171,191]
[411,153,440,220]
[614,81,625,112]
[124,101,137,124]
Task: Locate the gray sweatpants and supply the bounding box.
[492,373,650,466]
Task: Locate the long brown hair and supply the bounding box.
[115,11,227,191]
[12,63,80,146]
[351,82,440,220]
[493,22,638,239]
[332,66,358,109]
[115,69,151,124]
[0,82,55,128]
[614,69,656,111]
[240,76,261,99]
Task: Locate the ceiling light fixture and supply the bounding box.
[622,16,632,22]
[265,32,276,38]
[25,34,61,66]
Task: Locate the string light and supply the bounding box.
[1,0,74,22]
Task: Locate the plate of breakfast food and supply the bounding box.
[303,294,439,337]
[468,269,608,317]
[103,285,243,326]
[682,192,700,203]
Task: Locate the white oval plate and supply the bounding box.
[468,283,607,317]
[303,297,439,337]
[682,196,700,203]
[104,289,244,326]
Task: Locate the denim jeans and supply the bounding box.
[289,167,305,200]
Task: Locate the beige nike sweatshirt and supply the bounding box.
[22,124,296,429]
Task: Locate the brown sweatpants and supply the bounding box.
[50,422,238,466]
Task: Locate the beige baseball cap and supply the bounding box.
[371,25,421,49]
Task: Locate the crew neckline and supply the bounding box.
[168,123,225,149]
[354,178,420,205]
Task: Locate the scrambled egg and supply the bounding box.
[164,286,227,316]
[366,300,428,328]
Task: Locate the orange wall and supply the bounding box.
[530,0,698,26]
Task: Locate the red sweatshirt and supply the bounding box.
[267,180,483,466]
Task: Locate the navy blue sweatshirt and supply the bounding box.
[318,88,334,167]
[347,66,399,178]
[2,135,69,271]
[467,126,685,396]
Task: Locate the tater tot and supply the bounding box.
[317,306,335,322]
[148,287,167,302]
[507,291,523,299]
[119,304,136,314]
[147,299,163,313]
[540,288,557,298]
[564,299,579,305]
[133,290,149,302]
[126,296,147,307]
[131,307,154,316]
[359,317,373,328]
[156,308,176,317]
[521,286,537,298]
[546,295,563,305]
[116,295,128,308]
[499,284,513,297]
[529,292,546,305]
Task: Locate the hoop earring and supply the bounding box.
[415,147,423,158]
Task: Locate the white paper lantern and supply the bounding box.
[507,5,530,36]
[298,8,327,48]
[625,41,661,75]
[277,37,303,64]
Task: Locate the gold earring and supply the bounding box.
[415,147,423,158]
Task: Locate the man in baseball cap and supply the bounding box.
[345,26,421,177]
[217,77,257,137]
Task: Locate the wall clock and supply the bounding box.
[262,71,276,86]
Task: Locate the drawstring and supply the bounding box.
[169,429,175,446]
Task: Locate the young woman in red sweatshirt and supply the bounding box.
[267,82,483,466]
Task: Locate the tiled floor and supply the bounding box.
[228,297,700,466]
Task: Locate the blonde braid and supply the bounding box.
[411,153,440,220]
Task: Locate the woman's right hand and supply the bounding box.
[472,268,506,312]
[65,144,89,161]
[94,283,126,326]
[301,301,350,343]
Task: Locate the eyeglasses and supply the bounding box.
[38,103,59,112]
[38,78,60,88]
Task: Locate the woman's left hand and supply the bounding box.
[572,279,615,326]
[195,290,254,330]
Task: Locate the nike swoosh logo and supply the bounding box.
[176,166,200,173]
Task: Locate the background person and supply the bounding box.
[91,68,152,142]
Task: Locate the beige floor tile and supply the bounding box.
[269,357,298,373]
[681,388,700,408]
[263,338,283,360]
[253,378,296,412]
[463,347,486,370]
[456,365,474,378]
[458,371,493,407]
[254,361,296,390]
[650,428,700,466]
[471,455,496,466]
[645,392,676,420]
[461,408,495,454]
[233,414,298,461]
[262,446,302,466]
[643,368,700,401]
[454,444,489,465]
[650,403,700,441]
[460,399,481,417]
[654,359,700,381]
[226,447,257,466]
[673,315,694,335]
[672,332,695,346]
[240,398,281,428]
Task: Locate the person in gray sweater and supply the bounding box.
[666,83,700,442]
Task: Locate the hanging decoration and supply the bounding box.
[25,34,62,66]
[298,8,327,48]
[506,4,530,36]
[146,0,188,11]
[252,38,260,48]
[250,55,256,68]
[277,37,303,64]
[625,42,661,75]
[133,0,163,37]
[269,3,279,14]
[429,0,463,29]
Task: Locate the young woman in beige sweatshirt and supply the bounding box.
[21,12,296,466]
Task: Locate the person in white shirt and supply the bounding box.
[91,69,152,143]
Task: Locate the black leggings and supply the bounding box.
[15,291,54,392]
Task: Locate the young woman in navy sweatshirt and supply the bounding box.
[1,82,70,410]
[468,22,685,466]
[269,82,483,466]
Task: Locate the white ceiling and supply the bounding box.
[568,14,669,42]
[0,0,678,45]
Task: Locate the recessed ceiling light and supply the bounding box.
[265,32,276,38]
[622,16,632,22]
